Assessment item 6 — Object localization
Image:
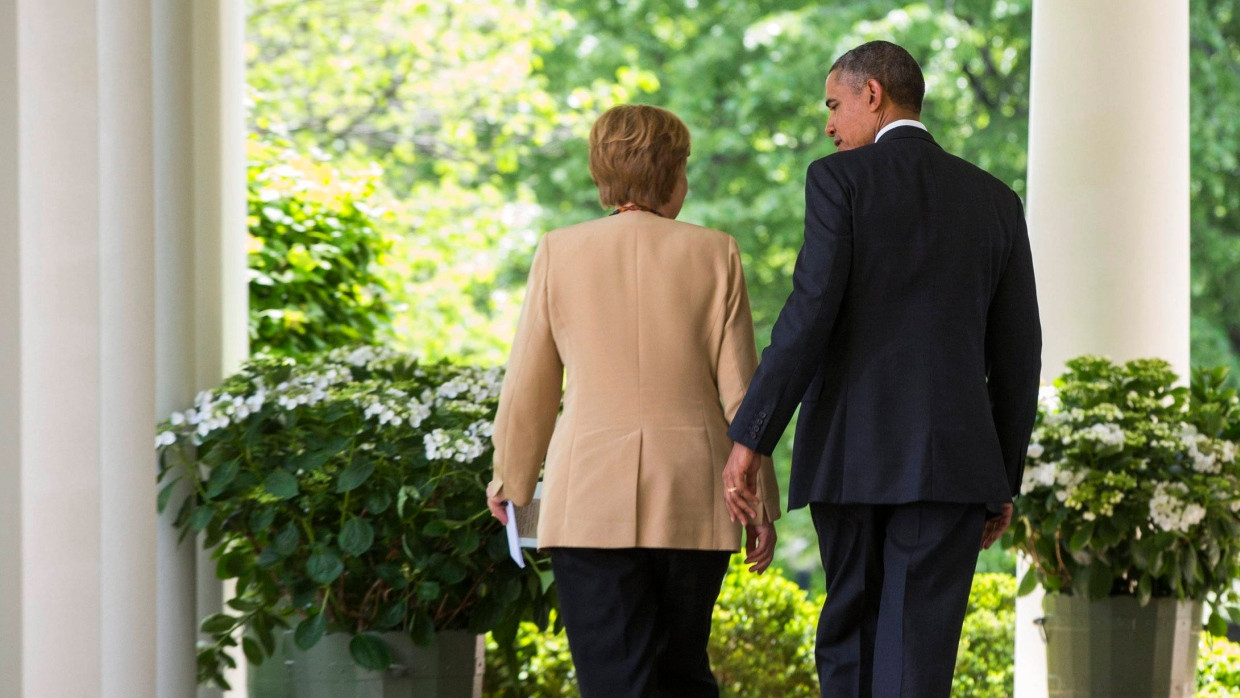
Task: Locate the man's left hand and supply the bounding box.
[981,502,1013,550]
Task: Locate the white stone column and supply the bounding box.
[1026,0,1191,379]
[0,0,248,696]
[155,1,202,696]
[190,2,250,696]
[155,2,249,697]
[0,1,22,695]
[0,0,157,694]
[1017,2,1190,696]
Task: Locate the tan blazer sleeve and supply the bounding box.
[488,237,563,506]
[717,237,781,524]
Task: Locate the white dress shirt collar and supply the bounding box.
[875,119,928,143]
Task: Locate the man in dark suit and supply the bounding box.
[722,41,1041,697]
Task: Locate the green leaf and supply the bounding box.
[376,599,408,629]
[288,448,333,473]
[339,517,375,557]
[257,547,284,568]
[1179,548,1199,585]
[1068,522,1094,552]
[409,613,435,647]
[294,613,328,651]
[271,521,301,556]
[189,504,215,533]
[336,458,376,493]
[206,458,241,499]
[249,507,276,533]
[1017,567,1039,596]
[201,613,237,634]
[435,558,467,586]
[306,549,344,585]
[416,581,441,601]
[254,614,276,655]
[157,478,181,513]
[216,550,250,579]
[1087,561,1113,598]
[264,469,300,500]
[365,490,392,514]
[1137,574,1153,606]
[1208,610,1229,637]
[453,528,481,554]
[242,636,265,665]
[349,634,393,671]
[227,597,263,613]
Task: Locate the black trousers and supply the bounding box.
[810,502,986,698]
[549,547,731,698]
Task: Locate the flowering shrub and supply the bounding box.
[156,346,553,689]
[1008,356,1240,631]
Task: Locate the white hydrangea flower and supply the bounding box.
[1027,442,1044,459]
[406,400,430,429]
[155,431,177,448]
[1038,385,1061,414]
[1080,423,1125,448]
[424,430,452,460]
[1149,481,1207,533]
[169,412,185,426]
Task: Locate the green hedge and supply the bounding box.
[1199,636,1240,696]
[483,561,1016,697]
[483,562,1240,696]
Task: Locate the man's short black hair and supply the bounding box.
[829,40,925,113]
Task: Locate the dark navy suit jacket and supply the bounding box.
[728,126,1041,510]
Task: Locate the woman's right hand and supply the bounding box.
[487,494,509,525]
[744,522,777,574]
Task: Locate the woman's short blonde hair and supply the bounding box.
[588,104,690,209]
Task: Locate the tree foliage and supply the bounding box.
[246,0,1240,576]
[247,136,397,355]
[1191,0,1240,382]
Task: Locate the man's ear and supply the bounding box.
[865,78,884,111]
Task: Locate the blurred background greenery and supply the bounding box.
[244,0,1240,585]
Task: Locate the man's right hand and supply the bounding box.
[981,502,1013,550]
[745,522,777,574]
[722,442,761,524]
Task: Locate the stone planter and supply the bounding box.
[1042,594,1201,697]
[249,630,484,698]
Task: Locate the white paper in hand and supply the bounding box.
[505,501,525,568]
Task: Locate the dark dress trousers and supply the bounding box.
[728,126,1041,697]
[551,547,731,698]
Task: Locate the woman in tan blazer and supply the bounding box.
[486,104,780,698]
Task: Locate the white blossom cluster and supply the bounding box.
[1020,459,1088,502]
[1038,385,1061,415]
[1076,422,1126,449]
[157,387,273,447]
[434,367,504,405]
[329,344,401,369]
[1179,424,1237,474]
[155,347,506,462]
[423,420,493,463]
[361,388,431,429]
[1149,481,1207,534]
[156,360,356,448]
